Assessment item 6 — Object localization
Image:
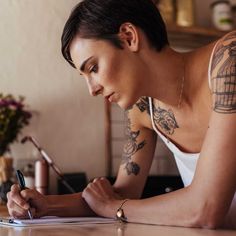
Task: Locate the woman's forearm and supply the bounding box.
[121,187,197,226]
[113,186,222,229]
[45,192,96,217]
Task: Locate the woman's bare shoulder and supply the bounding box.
[211,30,236,73]
[210,31,236,114]
[218,30,236,45]
[127,96,153,130]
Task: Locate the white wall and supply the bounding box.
[0,0,235,193]
[0,0,105,193]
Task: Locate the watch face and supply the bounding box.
[117,209,123,218]
[116,199,129,222]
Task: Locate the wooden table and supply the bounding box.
[0,206,235,236]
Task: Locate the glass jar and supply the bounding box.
[176,0,195,27]
[210,0,233,31]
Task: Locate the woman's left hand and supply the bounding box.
[82,177,122,218]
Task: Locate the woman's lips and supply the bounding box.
[105,92,115,102]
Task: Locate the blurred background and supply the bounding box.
[0,0,236,195]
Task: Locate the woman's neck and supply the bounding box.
[142,47,189,108]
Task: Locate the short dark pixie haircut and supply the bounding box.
[61,0,169,68]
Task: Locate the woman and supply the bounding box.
[7,0,236,229]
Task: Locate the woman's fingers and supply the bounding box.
[82,178,120,218]
[82,177,114,202]
[99,177,113,193]
[7,184,41,218]
[7,196,28,218]
[10,208,28,219]
[7,184,29,210]
[92,178,107,195]
[93,177,114,197]
[20,188,39,202]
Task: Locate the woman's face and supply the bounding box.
[69,36,144,109]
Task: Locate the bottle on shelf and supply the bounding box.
[210,0,234,31]
[156,0,175,24]
[176,0,195,27]
[35,159,49,195]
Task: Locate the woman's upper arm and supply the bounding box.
[113,98,157,199]
[192,113,236,215]
[191,31,236,223]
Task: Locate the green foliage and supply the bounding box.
[0,93,32,156]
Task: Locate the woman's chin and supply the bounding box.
[117,99,136,111]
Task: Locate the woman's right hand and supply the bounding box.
[7,184,48,219]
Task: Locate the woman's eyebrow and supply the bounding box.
[79,56,94,73]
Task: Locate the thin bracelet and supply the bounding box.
[119,199,129,209]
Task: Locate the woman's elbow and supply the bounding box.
[193,202,227,229]
[199,216,223,230]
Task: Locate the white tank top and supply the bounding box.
[148,42,236,227]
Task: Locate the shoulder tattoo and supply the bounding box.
[135,96,150,115]
[211,31,236,113]
[122,115,146,176]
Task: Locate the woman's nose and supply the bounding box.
[88,83,103,96]
[86,77,103,96]
[91,86,102,96]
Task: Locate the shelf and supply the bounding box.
[167,24,227,37]
[166,24,228,49]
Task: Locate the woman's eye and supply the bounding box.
[89,64,98,73]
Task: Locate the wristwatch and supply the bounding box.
[116,199,129,222]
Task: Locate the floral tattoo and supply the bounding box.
[152,106,179,135]
[136,97,150,115]
[122,115,146,175]
[136,97,179,135]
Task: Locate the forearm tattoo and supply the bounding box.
[211,31,236,113]
[122,115,146,175]
[136,97,179,135]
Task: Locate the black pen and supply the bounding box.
[16,170,33,220]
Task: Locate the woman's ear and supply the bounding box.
[118,23,139,52]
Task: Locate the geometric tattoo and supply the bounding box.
[122,115,146,175]
[211,31,236,113]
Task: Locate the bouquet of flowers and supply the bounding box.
[0,93,32,156]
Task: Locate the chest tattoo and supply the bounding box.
[135,96,179,135]
[153,106,179,135]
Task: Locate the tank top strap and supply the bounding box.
[208,40,220,90]
[148,97,199,158]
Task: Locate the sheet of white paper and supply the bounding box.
[0,216,116,227]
